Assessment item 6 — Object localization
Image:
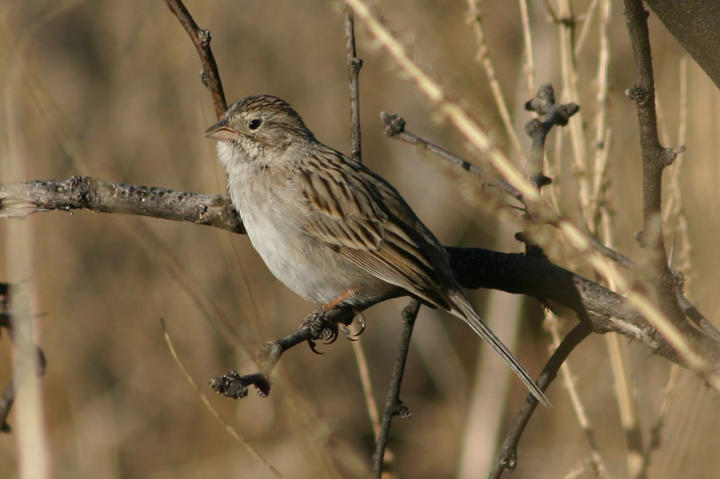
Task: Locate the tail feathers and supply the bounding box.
[449,292,550,407]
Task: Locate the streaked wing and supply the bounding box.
[297,147,452,309]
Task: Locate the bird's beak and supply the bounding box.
[205,119,239,141]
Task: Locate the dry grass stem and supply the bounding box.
[3,52,50,478]
[466,0,528,166]
[588,0,613,227]
[124,218,255,354]
[663,57,692,280]
[599,185,642,479]
[518,0,536,96]
[589,3,642,475]
[350,336,381,438]
[556,0,591,229]
[161,319,282,477]
[573,0,600,57]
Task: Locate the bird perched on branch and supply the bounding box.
[206,95,548,406]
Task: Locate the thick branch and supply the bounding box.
[0,176,243,233]
[2,177,719,373]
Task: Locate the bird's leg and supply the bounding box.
[303,289,358,352]
[323,288,356,311]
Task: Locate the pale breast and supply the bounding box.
[227,167,395,305]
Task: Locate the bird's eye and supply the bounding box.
[248,119,262,130]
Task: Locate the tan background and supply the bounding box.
[1,1,720,478]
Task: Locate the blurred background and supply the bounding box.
[1,1,720,477]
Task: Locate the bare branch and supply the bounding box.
[164,0,227,118]
[373,299,419,477]
[0,177,243,233]
[3,176,718,374]
[380,112,523,202]
[490,321,592,478]
[623,0,702,373]
[345,8,363,163]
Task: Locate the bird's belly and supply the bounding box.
[241,206,393,305]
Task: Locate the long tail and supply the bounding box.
[448,291,550,407]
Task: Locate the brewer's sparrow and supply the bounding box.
[206,95,548,406]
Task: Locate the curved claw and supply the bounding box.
[307,338,323,354]
[340,313,367,341]
[339,323,359,342]
[353,313,367,337]
[320,324,339,344]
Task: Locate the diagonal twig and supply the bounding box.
[490,321,592,478]
[345,8,363,163]
[373,299,420,477]
[164,0,227,118]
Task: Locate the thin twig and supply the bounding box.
[380,111,634,270]
[164,0,227,118]
[490,321,592,478]
[638,364,678,475]
[344,8,363,163]
[380,112,523,202]
[598,152,643,479]
[161,319,282,477]
[606,331,643,478]
[624,0,674,266]
[373,299,420,477]
[343,13,381,454]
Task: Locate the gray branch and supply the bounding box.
[2,176,720,373]
[0,176,243,233]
